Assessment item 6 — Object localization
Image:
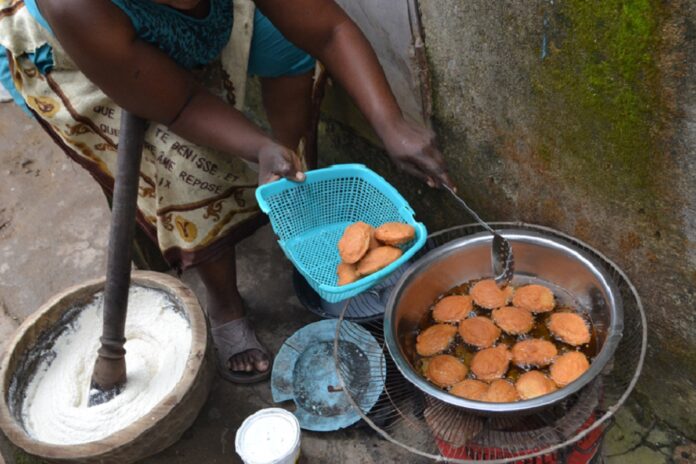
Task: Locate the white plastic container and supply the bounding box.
[235,408,301,464]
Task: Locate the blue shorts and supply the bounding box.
[248,9,316,78]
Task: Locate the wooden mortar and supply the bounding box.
[0,271,214,464]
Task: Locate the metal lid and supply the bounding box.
[271,319,385,431]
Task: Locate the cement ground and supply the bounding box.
[0,104,692,463]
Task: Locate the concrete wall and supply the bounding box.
[312,0,696,437]
[334,0,430,126]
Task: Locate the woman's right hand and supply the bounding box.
[257,142,306,185]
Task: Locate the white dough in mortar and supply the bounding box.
[21,286,192,445]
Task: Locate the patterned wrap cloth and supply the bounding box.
[0,0,315,269]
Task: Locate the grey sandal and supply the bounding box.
[211,318,272,384]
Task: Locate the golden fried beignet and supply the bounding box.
[338,221,372,264]
[356,246,402,276]
[432,295,473,323]
[450,379,489,400]
[470,345,511,381]
[426,355,468,387]
[368,227,381,250]
[515,370,557,399]
[548,312,591,346]
[484,379,519,403]
[511,339,558,368]
[470,279,510,309]
[337,263,359,286]
[459,316,501,348]
[512,284,555,313]
[550,351,590,387]
[374,222,416,246]
[416,324,458,356]
[491,306,534,335]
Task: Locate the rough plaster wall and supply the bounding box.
[679,1,696,297]
[314,0,696,436]
[333,0,428,125]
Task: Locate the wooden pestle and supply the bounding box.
[88,111,146,406]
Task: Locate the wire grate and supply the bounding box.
[334,223,646,463]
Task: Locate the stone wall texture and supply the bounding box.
[312,0,696,437]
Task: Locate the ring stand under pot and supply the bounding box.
[0,273,214,464]
[334,223,646,463]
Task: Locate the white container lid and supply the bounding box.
[235,408,301,464]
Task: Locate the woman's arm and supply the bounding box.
[254,0,452,188]
[38,0,303,184]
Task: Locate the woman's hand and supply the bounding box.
[380,118,453,189]
[257,142,306,185]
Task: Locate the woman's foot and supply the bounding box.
[211,317,271,383]
[195,247,271,381]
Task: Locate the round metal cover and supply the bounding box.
[271,319,385,431]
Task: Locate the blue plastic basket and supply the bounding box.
[256,164,427,303]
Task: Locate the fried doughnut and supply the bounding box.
[416,324,458,356]
[450,379,489,401]
[374,222,416,246]
[459,316,501,348]
[515,370,557,399]
[548,312,591,346]
[550,351,590,387]
[503,285,514,302]
[512,284,555,313]
[433,295,473,323]
[470,279,510,309]
[491,306,534,335]
[484,379,519,403]
[368,228,381,250]
[426,355,468,387]
[356,246,402,276]
[338,221,372,264]
[337,263,359,286]
[511,339,558,368]
[470,345,511,381]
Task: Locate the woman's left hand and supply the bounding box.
[379,118,453,189]
[257,142,306,185]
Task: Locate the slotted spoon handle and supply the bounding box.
[443,185,514,287]
[443,185,495,235]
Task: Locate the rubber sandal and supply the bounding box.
[211,318,273,384]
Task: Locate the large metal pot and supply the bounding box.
[384,228,623,415]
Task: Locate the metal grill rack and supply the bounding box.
[332,223,646,463]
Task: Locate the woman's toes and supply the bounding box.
[236,353,249,372]
[229,355,245,372]
[254,354,270,373]
[227,350,269,373]
[247,352,257,371]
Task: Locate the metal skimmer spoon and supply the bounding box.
[443,185,514,287]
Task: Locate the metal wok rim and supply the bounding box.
[384,228,624,415]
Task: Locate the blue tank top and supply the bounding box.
[109,0,233,69]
